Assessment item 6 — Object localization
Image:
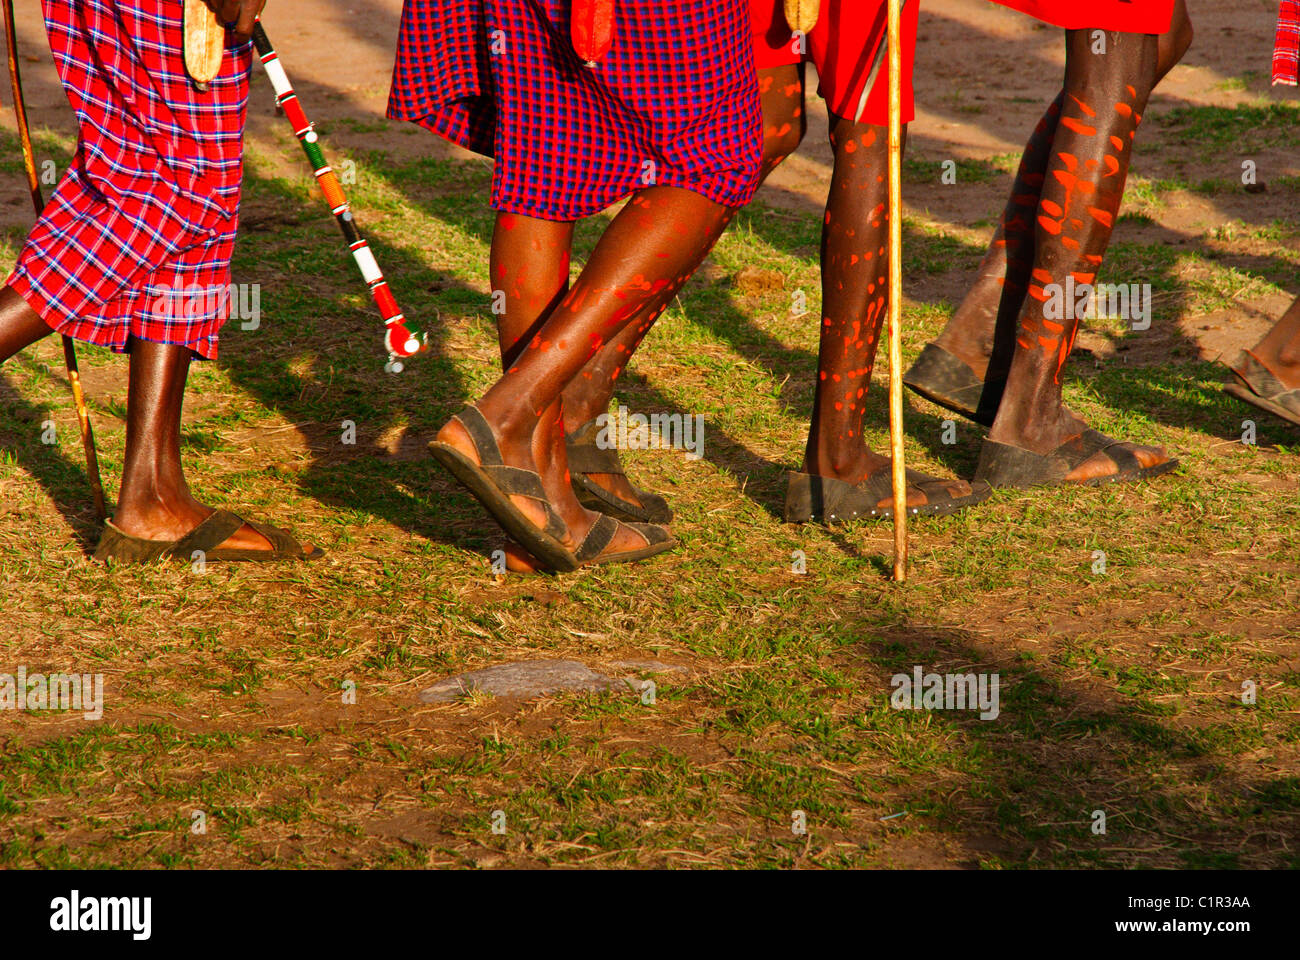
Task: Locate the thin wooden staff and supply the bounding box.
[2,0,107,521]
[885,0,907,582]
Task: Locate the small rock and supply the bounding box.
[608,659,689,674]
[419,659,621,703]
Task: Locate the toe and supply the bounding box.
[1132,445,1168,469]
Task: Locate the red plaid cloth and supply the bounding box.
[6,0,252,360]
[388,0,762,221]
[991,0,1175,33]
[1275,1,1300,85]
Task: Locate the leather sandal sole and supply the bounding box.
[429,438,579,572]
[93,510,323,563]
[1224,382,1300,429]
[975,431,1180,489]
[903,343,999,427]
[785,470,992,524]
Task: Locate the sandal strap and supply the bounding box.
[854,470,897,507]
[813,471,895,516]
[481,462,548,500]
[171,510,246,557]
[574,514,620,563]
[565,419,625,476]
[241,519,303,556]
[451,406,569,542]
[453,405,504,468]
[479,463,567,540]
[1237,351,1300,406]
[1078,430,1143,472]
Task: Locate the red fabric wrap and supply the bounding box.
[989,0,1176,33]
[1275,0,1300,85]
[572,0,616,63]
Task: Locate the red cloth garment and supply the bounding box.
[1275,0,1300,85]
[750,0,919,125]
[990,1,1176,33]
[387,0,762,221]
[7,0,253,360]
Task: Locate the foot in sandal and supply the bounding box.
[786,449,989,524]
[431,405,674,572]
[563,418,673,525]
[95,508,322,562]
[976,403,1176,489]
[1222,296,1300,429]
[907,6,1192,442]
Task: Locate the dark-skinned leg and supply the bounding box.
[491,212,574,369]
[111,338,311,552]
[804,112,976,505]
[549,63,808,517]
[1237,296,1300,392]
[933,0,1193,386]
[437,186,733,560]
[932,92,1065,380]
[983,28,1172,479]
[1,289,300,551]
[486,212,574,569]
[757,63,808,182]
[0,286,55,361]
[558,62,813,511]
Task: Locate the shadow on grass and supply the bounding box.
[705,609,1300,867]
[0,373,102,552]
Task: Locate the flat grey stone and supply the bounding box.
[608,660,689,674]
[419,659,622,703]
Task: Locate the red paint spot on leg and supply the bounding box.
[1087,207,1114,227]
[1068,95,1096,118]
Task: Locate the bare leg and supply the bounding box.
[550,62,813,506]
[1240,297,1300,391]
[984,28,1173,480]
[0,286,55,361]
[934,92,1065,379]
[757,63,808,181]
[437,186,734,559]
[491,212,574,369]
[797,112,974,503]
[111,339,311,552]
[933,1,1193,386]
[753,66,973,504]
[1,287,299,551]
[549,63,808,510]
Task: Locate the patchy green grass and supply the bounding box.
[1,85,1298,872]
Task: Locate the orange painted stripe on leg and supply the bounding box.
[1087,207,1114,227]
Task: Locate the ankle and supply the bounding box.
[559,388,611,434]
[803,439,870,481]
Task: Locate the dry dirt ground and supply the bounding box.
[0,0,1297,869]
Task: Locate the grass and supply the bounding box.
[0,71,1298,870]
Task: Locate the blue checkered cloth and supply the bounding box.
[387,0,762,220]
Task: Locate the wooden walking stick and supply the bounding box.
[2,0,107,521]
[885,0,907,582]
